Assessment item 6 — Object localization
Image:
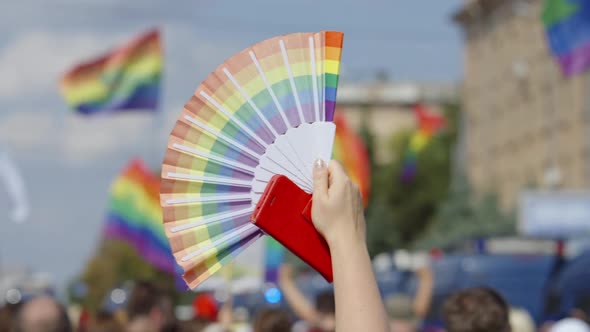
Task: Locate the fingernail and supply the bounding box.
[314,159,326,169]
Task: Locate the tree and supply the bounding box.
[365,103,459,254]
[412,175,516,250]
[74,239,175,312]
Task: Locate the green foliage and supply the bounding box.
[74,239,175,312]
[413,175,516,250]
[364,103,515,255]
[365,103,458,253]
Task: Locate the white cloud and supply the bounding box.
[0,30,124,99]
[61,113,154,164]
[0,110,155,164]
[0,112,55,149]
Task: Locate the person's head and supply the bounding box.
[127,316,156,332]
[314,290,335,332]
[0,303,21,332]
[180,317,211,332]
[88,311,124,332]
[385,295,417,332]
[127,281,174,330]
[442,287,510,332]
[253,308,292,332]
[572,296,590,324]
[509,307,535,332]
[14,296,72,332]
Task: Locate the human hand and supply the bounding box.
[311,159,366,248]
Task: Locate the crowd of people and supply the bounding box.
[1,160,589,332]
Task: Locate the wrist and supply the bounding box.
[325,226,367,257]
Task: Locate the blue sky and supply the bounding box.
[0,0,463,290]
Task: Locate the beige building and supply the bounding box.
[336,81,457,164]
[454,0,590,208]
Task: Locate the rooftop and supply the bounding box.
[337,81,459,107]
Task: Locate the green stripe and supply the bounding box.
[325,73,339,88]
[542,0,578,27]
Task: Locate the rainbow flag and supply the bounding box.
[401,104,445,182]
[264,237,285,283]
[103,159,176,274]
[542,0,590,76]
[332,112,371,206]
[60,29,162,115]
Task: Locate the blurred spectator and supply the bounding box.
[180,318,210,332]
[509,307,536,332]
[126,281,178,332]
[88,311,124,332]
[231,307,251,332]
[572,296,590,324]
[13,296,72,332]
[252,308,291,332]
[127,316,155,332]
[0,303,21,332]
[442,287,510,332]
[278,264,335,332]
[550,318,590,332]
[386,295,418,332]
[385,265,434,332]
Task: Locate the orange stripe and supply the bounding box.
[324,31,344,48]
[326,47,341,61]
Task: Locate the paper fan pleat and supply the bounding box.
[182,230,262,289]
[162,31,344,289]
[175,223,259,270]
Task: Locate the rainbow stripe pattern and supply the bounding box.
[401,104,445,182]
[542,0,590,76]
[104,159,176,274]
[60,29,162,115]
[264,237,286,283]
[161,31,343,289]
[332,112,371,206]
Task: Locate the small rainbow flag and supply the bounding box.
[542,0,590,76]
[332,112,371,206]
[264,237,285,283]
[60,29,162,115]
[401,104,445,182]
[103,159,176,274]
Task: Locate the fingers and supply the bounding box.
[328,160,347,188]
[313,159,329,198]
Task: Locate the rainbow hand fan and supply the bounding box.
[161,31,343,289]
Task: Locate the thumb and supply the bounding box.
[313,159,328,198]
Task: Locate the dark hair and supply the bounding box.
[0,303,21,332]
[88,311,124,332]
[442,287,510,332]
[14,297,72,332]
[253,308,292,332]
[315,290,335,315]
[180,318,210,332]
[126,281,160,319]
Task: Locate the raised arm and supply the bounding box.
[278,263,320,325]
[311,160,390,332]
[413,265,434,320]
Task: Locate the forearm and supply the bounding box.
[329,236,390,332]
[413,269,434,319]
[279,276,318,324]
